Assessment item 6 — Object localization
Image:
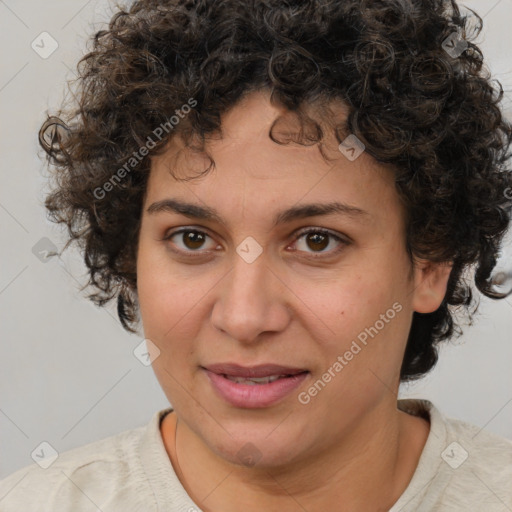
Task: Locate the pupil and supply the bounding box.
[307,233,328,251]
[185,231,204,249]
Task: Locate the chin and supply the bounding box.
[204,426,307,470]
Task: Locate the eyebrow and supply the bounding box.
[146,198,370,227]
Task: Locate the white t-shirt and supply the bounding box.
[0,399,511,511]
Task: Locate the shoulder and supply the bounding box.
[0,424,152,512]
[445,412,512,455]
[400,399,512,510]
[442,412,512,489]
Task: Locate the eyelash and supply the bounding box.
[160,227,350,259]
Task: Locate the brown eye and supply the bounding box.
[293,228,349,257]
[182,230,207,250]
[162,228,217,254]
[161,226,349,260]
[304,232,329,251]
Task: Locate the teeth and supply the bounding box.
[224,374,286,384]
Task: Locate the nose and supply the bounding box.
[210,246,292,344]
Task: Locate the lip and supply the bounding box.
[202,366,310,408]
[203,363,308,378]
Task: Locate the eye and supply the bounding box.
[160,227,350,259]
[161,228,218,256]
[290,227,349,257]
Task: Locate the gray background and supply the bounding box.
[1,0,511,479]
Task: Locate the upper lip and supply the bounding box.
[203,363,308,378]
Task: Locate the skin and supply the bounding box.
[136,89,453,511]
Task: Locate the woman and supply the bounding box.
[1,0,511,510]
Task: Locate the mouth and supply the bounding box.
[201,363,310,408]
[202,362,309,379]
[220,373,307,385]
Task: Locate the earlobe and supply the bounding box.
[411,259,453,314]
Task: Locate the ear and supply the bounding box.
[411,258,453,314]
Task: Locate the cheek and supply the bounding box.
[137,266,197,335]
[136,242,220,340]
[317,269,409,372]
[304,271,385,340]
[136,251,206,385]
[137,241,184,335]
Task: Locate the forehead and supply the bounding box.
[144,91,400,228]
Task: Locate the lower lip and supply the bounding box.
[203,369,309,408]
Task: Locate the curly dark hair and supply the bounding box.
[39,0,512,382]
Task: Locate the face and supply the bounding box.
[136,89,450,468]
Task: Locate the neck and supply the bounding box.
[161,400,429,512]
